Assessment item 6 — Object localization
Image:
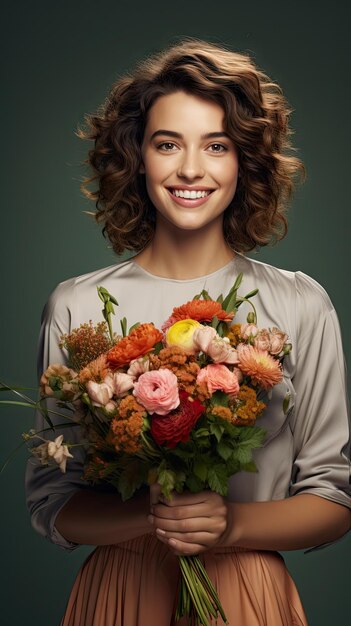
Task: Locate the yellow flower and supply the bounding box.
[165,319,202,353]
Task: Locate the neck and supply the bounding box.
[132,217,236,280]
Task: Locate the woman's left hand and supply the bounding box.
[148,484,230,556]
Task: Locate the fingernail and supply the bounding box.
[156,528,166,536]
[148,515,154,524]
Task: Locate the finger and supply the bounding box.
[156,528,214,545]
[168,537,206,556]
[152,502,211,520]
[157,491,210,507]
[150,515,220,534]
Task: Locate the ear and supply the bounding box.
[139,161,145,174]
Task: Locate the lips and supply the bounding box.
[166,188,214,208]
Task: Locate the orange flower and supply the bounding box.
[107,396,146,454]
[226,324,242,347]
[237,345,283,389]
[211,406,233,422]
[79,354,111,384]
[107,323,163,370]
[235,385,266,424]
[170,300,234,323]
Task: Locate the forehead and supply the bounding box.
[145,91,226,133]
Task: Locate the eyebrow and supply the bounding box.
[150,130,231,141]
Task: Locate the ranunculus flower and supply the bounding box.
[207,336,239,364]
[237,344,283,389]
[151,390,205,448]
[192,325,217,352]
[240,323,258,339]
[253,329,271,351]
[86,377,114,406]
[167,299,234,323]
[165,319,202,353]
[40,363,79,400]
[196,364,240,396]
[269,327,288,355]
[107,323,163,369]
[127,356,150,379]
[112,372,135,397]
[133,369,180,415]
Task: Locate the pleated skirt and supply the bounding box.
[61,534,308,626]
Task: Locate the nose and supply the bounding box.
[177,149,205,180]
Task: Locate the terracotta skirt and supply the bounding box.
[61,534,308,626]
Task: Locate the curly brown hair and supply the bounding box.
[78,37,305,255]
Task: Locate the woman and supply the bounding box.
[25,38,351,625]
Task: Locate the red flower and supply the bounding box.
[151,390,205,448]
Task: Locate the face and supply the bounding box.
[140,91,239,232]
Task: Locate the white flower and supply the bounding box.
[47,435,74,473]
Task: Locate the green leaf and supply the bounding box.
[216,293,224,304]
[244,288,259,299]
[0,385,36,392]
[216,441,233,461]
[241,460,258,473]
[194,428,210,438]
[128,322,140,333]
[120,317,127,337]
[158,468,176,499]
[234,446,253,465]
[238,426,266,448]
[210,390,228,407]
[186,474,204,493]
[208,465,228,496]
[200,289,212,301]
[210,315,219,329]
[283,392,290,415]
[0,400,36,408]
[209,422,224,442]
[193,460,208,482]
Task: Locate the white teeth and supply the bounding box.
[172,189,211,199]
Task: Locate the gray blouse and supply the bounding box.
[25,252,351,551]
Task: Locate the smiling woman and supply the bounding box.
[24,37,350,626]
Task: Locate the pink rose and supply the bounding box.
[269,327,288,355]
[112,372,135,397]
[133,369,180,415]
[86,377,114,407]
[127,357,150,379]
[207,336,239,364]
[196,364,240,396]
[241,323,258,339]
[193,325,217,352]
[253,329,271,351]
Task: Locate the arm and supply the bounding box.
[150,490,350,555]
[55,488,153,546]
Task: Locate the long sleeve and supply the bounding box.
[289,271,351,509]
[25,280,90,551]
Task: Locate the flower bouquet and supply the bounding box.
[1,273,291,626]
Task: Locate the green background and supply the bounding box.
[1,1,350,624]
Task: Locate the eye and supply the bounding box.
[157,142,178,151]
[208,143,228,153]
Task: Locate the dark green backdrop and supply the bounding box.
[1,2,350,625]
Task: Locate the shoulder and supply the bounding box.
[41,258,134,325]
[240,253,334,315]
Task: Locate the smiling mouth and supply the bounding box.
[167,188,214,199]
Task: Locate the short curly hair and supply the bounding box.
[78,37,305,255]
